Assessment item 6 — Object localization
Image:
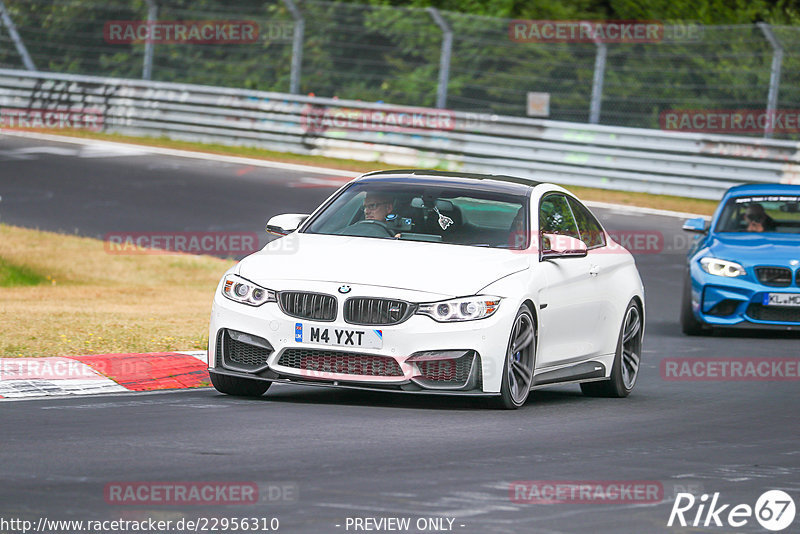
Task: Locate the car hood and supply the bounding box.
[708,232,800,266]
[236,233,530,298]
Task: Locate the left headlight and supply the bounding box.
[700,257,746,278]
[221,274,276,307]
[417,296,501,322]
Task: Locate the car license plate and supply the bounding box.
[294,323,383,349]
[762,293,800,307]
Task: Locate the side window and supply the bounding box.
[567,197,606,248]
[539,194,580,239]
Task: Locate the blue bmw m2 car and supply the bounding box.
[681,184,800,334]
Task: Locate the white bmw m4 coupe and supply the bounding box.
[208,170,645,408]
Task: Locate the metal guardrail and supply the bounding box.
[1,69,798,200]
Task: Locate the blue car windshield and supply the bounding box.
[716,195,800,234]
[303,182,530,249]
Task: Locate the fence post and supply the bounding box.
[142,0,157,80]
[283,0,304,94]
[589,38,607,124]
[757,22,783,139]
[427,8,452,109]
[0,0,36,71]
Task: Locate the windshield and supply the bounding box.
[303,181,530,248]
[716,195,800,233]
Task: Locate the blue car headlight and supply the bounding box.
[700,257,746,278]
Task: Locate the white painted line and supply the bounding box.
[583,200,711,220]
[0,379,127,398]
[0,357,127,399]
[175,351,208,364]
[1,130,711,218]
[0,130,361,177]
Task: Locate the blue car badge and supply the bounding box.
[385,213,397,221]
[338,285,352,294]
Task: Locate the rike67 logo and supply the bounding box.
[668,490,796,531]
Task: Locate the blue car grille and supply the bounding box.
[755,267,792,287]
[747,304,800,323]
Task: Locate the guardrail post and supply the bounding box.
[283,0,304,94]
[589,39,607,124]
[757,22,783,139]
[142,0,157,80]
[427,8,452,109]
[0,0,36,71]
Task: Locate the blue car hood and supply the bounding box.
[708,233,800,266]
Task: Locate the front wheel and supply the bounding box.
[210,371,271,397]
[581,299,642,398]
[680,275,708,336]
[493,306,536,409]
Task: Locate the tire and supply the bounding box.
[581,299,642,398]
[492,305,536,410]
[209,371,271,397]
[680,275,708,336]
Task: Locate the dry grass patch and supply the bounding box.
[0,224,234,357]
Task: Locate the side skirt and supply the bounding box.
[531,361,607,390]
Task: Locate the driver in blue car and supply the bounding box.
[364,193,395,221]
[744,203,776,232]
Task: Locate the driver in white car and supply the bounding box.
[363,193,395,221]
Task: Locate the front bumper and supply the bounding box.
[689,265,800,330]
[208,285,515,394]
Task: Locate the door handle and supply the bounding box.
[589,264,600,277]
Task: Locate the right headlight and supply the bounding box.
[416,296,501,322]
[221,274,276,306]
[700,257,746,278]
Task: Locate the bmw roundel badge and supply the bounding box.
[338,285,352,294]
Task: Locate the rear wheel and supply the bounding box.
[581,299,642,398]
[680,275,708,336]
[493,306,536,409]
[209,371,271,397]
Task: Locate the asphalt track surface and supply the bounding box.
[1,134,799,534]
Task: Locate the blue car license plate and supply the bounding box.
[763,293,800,307]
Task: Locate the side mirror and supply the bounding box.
[682,217,708,234]
[266,214,310,236]
[540,233,588,260]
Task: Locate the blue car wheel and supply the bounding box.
[680,273,709,336]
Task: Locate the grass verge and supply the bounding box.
[13,128,718,215]
[0,224,233,358]
[0,258,47,287]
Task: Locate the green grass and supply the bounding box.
[0,258,47,287]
